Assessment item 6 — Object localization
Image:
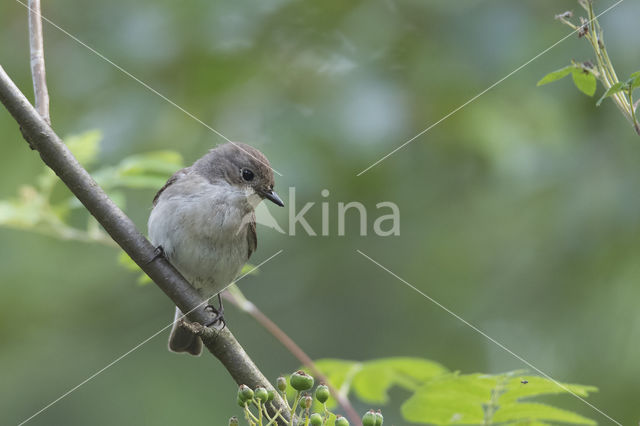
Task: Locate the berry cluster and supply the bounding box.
[231,370,383,426]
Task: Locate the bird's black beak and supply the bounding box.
[264,190,284,207]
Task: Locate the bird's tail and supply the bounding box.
[168,307,203,356]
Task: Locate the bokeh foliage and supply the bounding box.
[2,0,640,425]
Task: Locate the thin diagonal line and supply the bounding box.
[13,0,283,177]
[17,250,284,426]
[356,249,622,426]
[356,0,624,176]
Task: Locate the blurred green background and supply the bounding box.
[1,0,640,424]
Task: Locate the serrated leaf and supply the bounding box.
[537,66,574,86]
[401,373,496,425]
[494,402,596,425]
[499,376,597,404]
[596,82,625,106]
[352,357,448,404]
[64,130,102,167]
[572,70,597,96]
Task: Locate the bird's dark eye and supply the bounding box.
[241,168,254,182]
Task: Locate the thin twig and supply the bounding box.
[28,0,50,124]
[223,288,363,426]
[0,66,289,425]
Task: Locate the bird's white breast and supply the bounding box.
[148,173,252,298]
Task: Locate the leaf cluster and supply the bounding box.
[310,357,597,425]
[538,0,640,134]
[0,129,183,256]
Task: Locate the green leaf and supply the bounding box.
[494,402,596,425]
[401,373,496,425]
[64,130,102,167]
[596,82,625,106]
[629,71,640,91]
[106,174,173,190]
[0,186,46,228]
[118,151,183,177]
[352,357,448,404]
[508,422,552,426]
[93,150,183,190]
[310,359,598,426]
[537,66,574,86]
[499,376,597,404]
[312,357,448,408]
[572,69,597,96]
[313,359,361,391]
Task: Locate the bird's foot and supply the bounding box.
[204,294,226,329]
[147,245,165,264]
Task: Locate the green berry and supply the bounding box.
[267,389,275,402]
[309,413,323,426]
[335,415,350,426]
[277,376,287,392]
[362,410,376,426]
[374,410,383,426]
[254,386,268,402]
[229,416,239,426]
[238,384,254,402]
[290,370,314,391]
[315,385,330,404]
[237,395,245,407]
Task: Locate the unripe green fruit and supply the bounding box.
[254,387,268,402]
[335,415,350,426]
[229,416,239,426]
[374,410,383,425]
[238,384,254,402]
[310,413,323,426]
[315,385,330,403]
[362,410,376,426]
[237,396,245,407]
[267,389,276,402]
[290,370,314,391]
[277,376,287,392]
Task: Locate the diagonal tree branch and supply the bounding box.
[28,0,50,124]
[0,65,289,424]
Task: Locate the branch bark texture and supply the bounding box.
[0,65,289,422]
[27,0,50,124]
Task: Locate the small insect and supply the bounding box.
[521,380,529,384]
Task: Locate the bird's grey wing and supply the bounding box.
[247,212,257,260]
[153,167,189,206]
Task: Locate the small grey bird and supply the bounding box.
[148,142,283,356]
